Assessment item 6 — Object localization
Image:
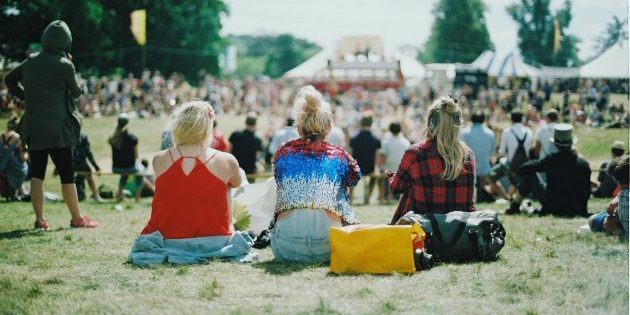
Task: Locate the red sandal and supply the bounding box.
[70,215,99,228]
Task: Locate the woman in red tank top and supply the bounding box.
[140,101,243,239]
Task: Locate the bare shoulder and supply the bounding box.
[213,151,239,168]
[153,149,174,176]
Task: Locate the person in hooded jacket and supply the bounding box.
[4,20,98,229]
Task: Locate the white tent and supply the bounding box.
[284,49,332,79]
[283,50,425,80]
[538,66,580,79]
[394,52,426,79]
[471,50,496,72]
[580,41,629,79]
[471,50,539,78]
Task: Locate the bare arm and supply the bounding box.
[227,156,242,188]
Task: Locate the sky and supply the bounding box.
[221,0,628,61]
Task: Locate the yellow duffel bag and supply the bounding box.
[329,224,425,274]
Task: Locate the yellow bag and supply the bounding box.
[329,224,425,274]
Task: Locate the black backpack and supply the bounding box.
[509,129,529,172]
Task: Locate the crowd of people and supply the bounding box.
[0,20,628,266]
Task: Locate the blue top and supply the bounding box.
[461,124,495,176]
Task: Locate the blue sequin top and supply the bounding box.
[273,139,361,225]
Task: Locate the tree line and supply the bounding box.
[419,0,626,67]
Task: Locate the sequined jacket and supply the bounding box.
[273,139,360,225]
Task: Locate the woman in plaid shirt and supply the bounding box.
[389,96,476,224]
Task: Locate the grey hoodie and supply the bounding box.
[4,20,82,151]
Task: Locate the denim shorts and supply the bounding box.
[590,212,608,232]
[271,209,341,263]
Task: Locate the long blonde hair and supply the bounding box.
[292,85,332,141]
[424,96,467,181]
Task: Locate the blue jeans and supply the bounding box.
[271,209,341,263]
[590,212,608,232]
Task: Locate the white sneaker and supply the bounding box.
[520,199,535,214]
[577,224,591,235]
[91,195,104,203]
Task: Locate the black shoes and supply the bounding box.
[504,201,520,215]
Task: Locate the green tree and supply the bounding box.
[1,0,228,79]
[419,0,494,63]
[228,34,320,78]
[507,0,580,66]
[0,0,107,70]
[593,15,628,57]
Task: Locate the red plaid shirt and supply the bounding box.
[389,139,476,224]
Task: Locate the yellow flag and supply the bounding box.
[553,19,561,54]
[130,9,146,46]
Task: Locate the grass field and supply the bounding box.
[0,114,629,314]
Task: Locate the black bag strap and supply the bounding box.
[427,213,468,248]
[510,129,527,144]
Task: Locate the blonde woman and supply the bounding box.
[129,101,253,266]
[389,96,476,224]
[271,86,360,263]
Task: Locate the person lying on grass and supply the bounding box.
[271,85,361,263]
[388,96,476,224]
[588,155,629,241]
[129,101,253,266]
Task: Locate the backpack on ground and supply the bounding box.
[509,129,529,172]
[395,210,506,262]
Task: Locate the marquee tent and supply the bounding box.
[579,41,629,79]
[471,50,539,78]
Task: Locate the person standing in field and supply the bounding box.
[4,20,98,229]
[109,114,143,202]
[379,122,410,203]
[72,130,103,202]
[229,113,263,175]
[349,113,381,204]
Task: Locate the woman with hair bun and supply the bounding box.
[271,85,360,263]
[129,101,253,266]
[389,96,476,224]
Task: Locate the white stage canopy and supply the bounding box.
[579,41,629,79]
[471,50,539,78]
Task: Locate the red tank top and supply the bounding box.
[141,148,231,239]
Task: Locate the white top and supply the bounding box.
[535,122,558,160]
[268,127,300,154]
[381,133,411,172]
[326,126,346,148]
[499,123,534,162]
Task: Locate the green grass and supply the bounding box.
[0,107,629,314]
[0,199,627,314]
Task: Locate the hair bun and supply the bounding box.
[303,91,321,114]
[441,97,457,113]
